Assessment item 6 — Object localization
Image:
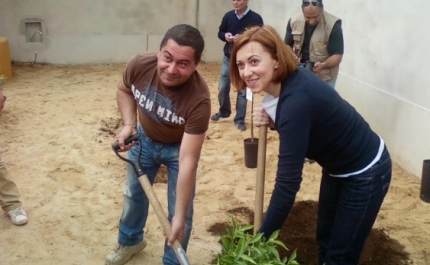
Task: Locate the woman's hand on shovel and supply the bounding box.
[252,107,270,127]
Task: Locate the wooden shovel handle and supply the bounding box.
[138,175,190,265]
[254,125,267,234]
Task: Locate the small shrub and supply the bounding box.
[210,218,299,265]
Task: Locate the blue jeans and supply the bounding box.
[316,146,391,265]
[217,56,247,124]
[118,126,195,265]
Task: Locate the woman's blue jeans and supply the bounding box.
[217,56,247,124]
[117,126,195,265]
[317,146,392,265]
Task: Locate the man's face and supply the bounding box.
[303,5,322,26]
[232,0,248,12]
[157,39,199,87]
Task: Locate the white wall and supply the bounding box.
[329,0,430,178]
[0,0,428,177]
[196,1,229,62]
[251,0,430,177]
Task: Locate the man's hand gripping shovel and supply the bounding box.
[112,135,191,265]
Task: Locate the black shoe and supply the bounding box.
[235,123,246,131]
[211,112,230,121]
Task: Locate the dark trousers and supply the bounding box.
[217,56,247,124]
[317,147,391,265]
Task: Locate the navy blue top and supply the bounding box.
[218,9,263,57]
[259,67,380,237]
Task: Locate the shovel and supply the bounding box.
[253,125,267,234]
[112,135,191,265]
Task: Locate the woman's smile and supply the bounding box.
[236,41,278,94]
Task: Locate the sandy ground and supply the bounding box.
[0,62,429,265]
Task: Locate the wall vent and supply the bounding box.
[25,22,43,43]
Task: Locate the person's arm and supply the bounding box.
[258,94,311,238]
[258,14,264,26]
[313,54,343,73]
[313,21,344,73]
[284,19,294,47]
[0,91,5,111]
[283,19,299,61]
[218,14,232,42]
[114,79,137,150]
[167,132,205,245]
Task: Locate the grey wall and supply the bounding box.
[252,0,430,177]
[0,0,205,63]
[0,0,284,64]
[1,0,429,177]
[329,0,430,178]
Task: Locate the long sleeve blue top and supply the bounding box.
[259,67,381,237]
[218,9,263,57]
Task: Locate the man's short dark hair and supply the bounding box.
[160,24,205,63]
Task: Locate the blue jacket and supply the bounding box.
[218,9,263,57]
[259,67,381,237]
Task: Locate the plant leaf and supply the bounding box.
[239,254,257,264]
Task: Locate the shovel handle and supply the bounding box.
[111,134,139,151]
[254,125,267,234]
[138,173,191,265]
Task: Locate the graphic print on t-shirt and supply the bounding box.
[131,82,185,125]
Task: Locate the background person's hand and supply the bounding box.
[225,32,234,43]
[252,107,270,127]
[313,62,325,74]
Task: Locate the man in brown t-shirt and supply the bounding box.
[106,24,211,265]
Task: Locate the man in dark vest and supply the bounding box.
[285,0,344,88]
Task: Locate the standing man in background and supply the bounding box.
[0,90,29,226]
[284,0,343,88]
[211,0,263,131]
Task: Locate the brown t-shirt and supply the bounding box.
[123,52,211,144]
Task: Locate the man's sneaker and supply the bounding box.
[235,123,246,131]
[105,239,147,265]
[211,112,230,121]
[8,207,28,225]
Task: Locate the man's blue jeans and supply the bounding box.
[117,126,195,265]
[217,56,247,124]
[316,146,391,265]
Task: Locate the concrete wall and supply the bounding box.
[0,0,428,177]
[329,0,430,178]
[0,0,262,63]
[251,0,430,177]
[0,0,203,63]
